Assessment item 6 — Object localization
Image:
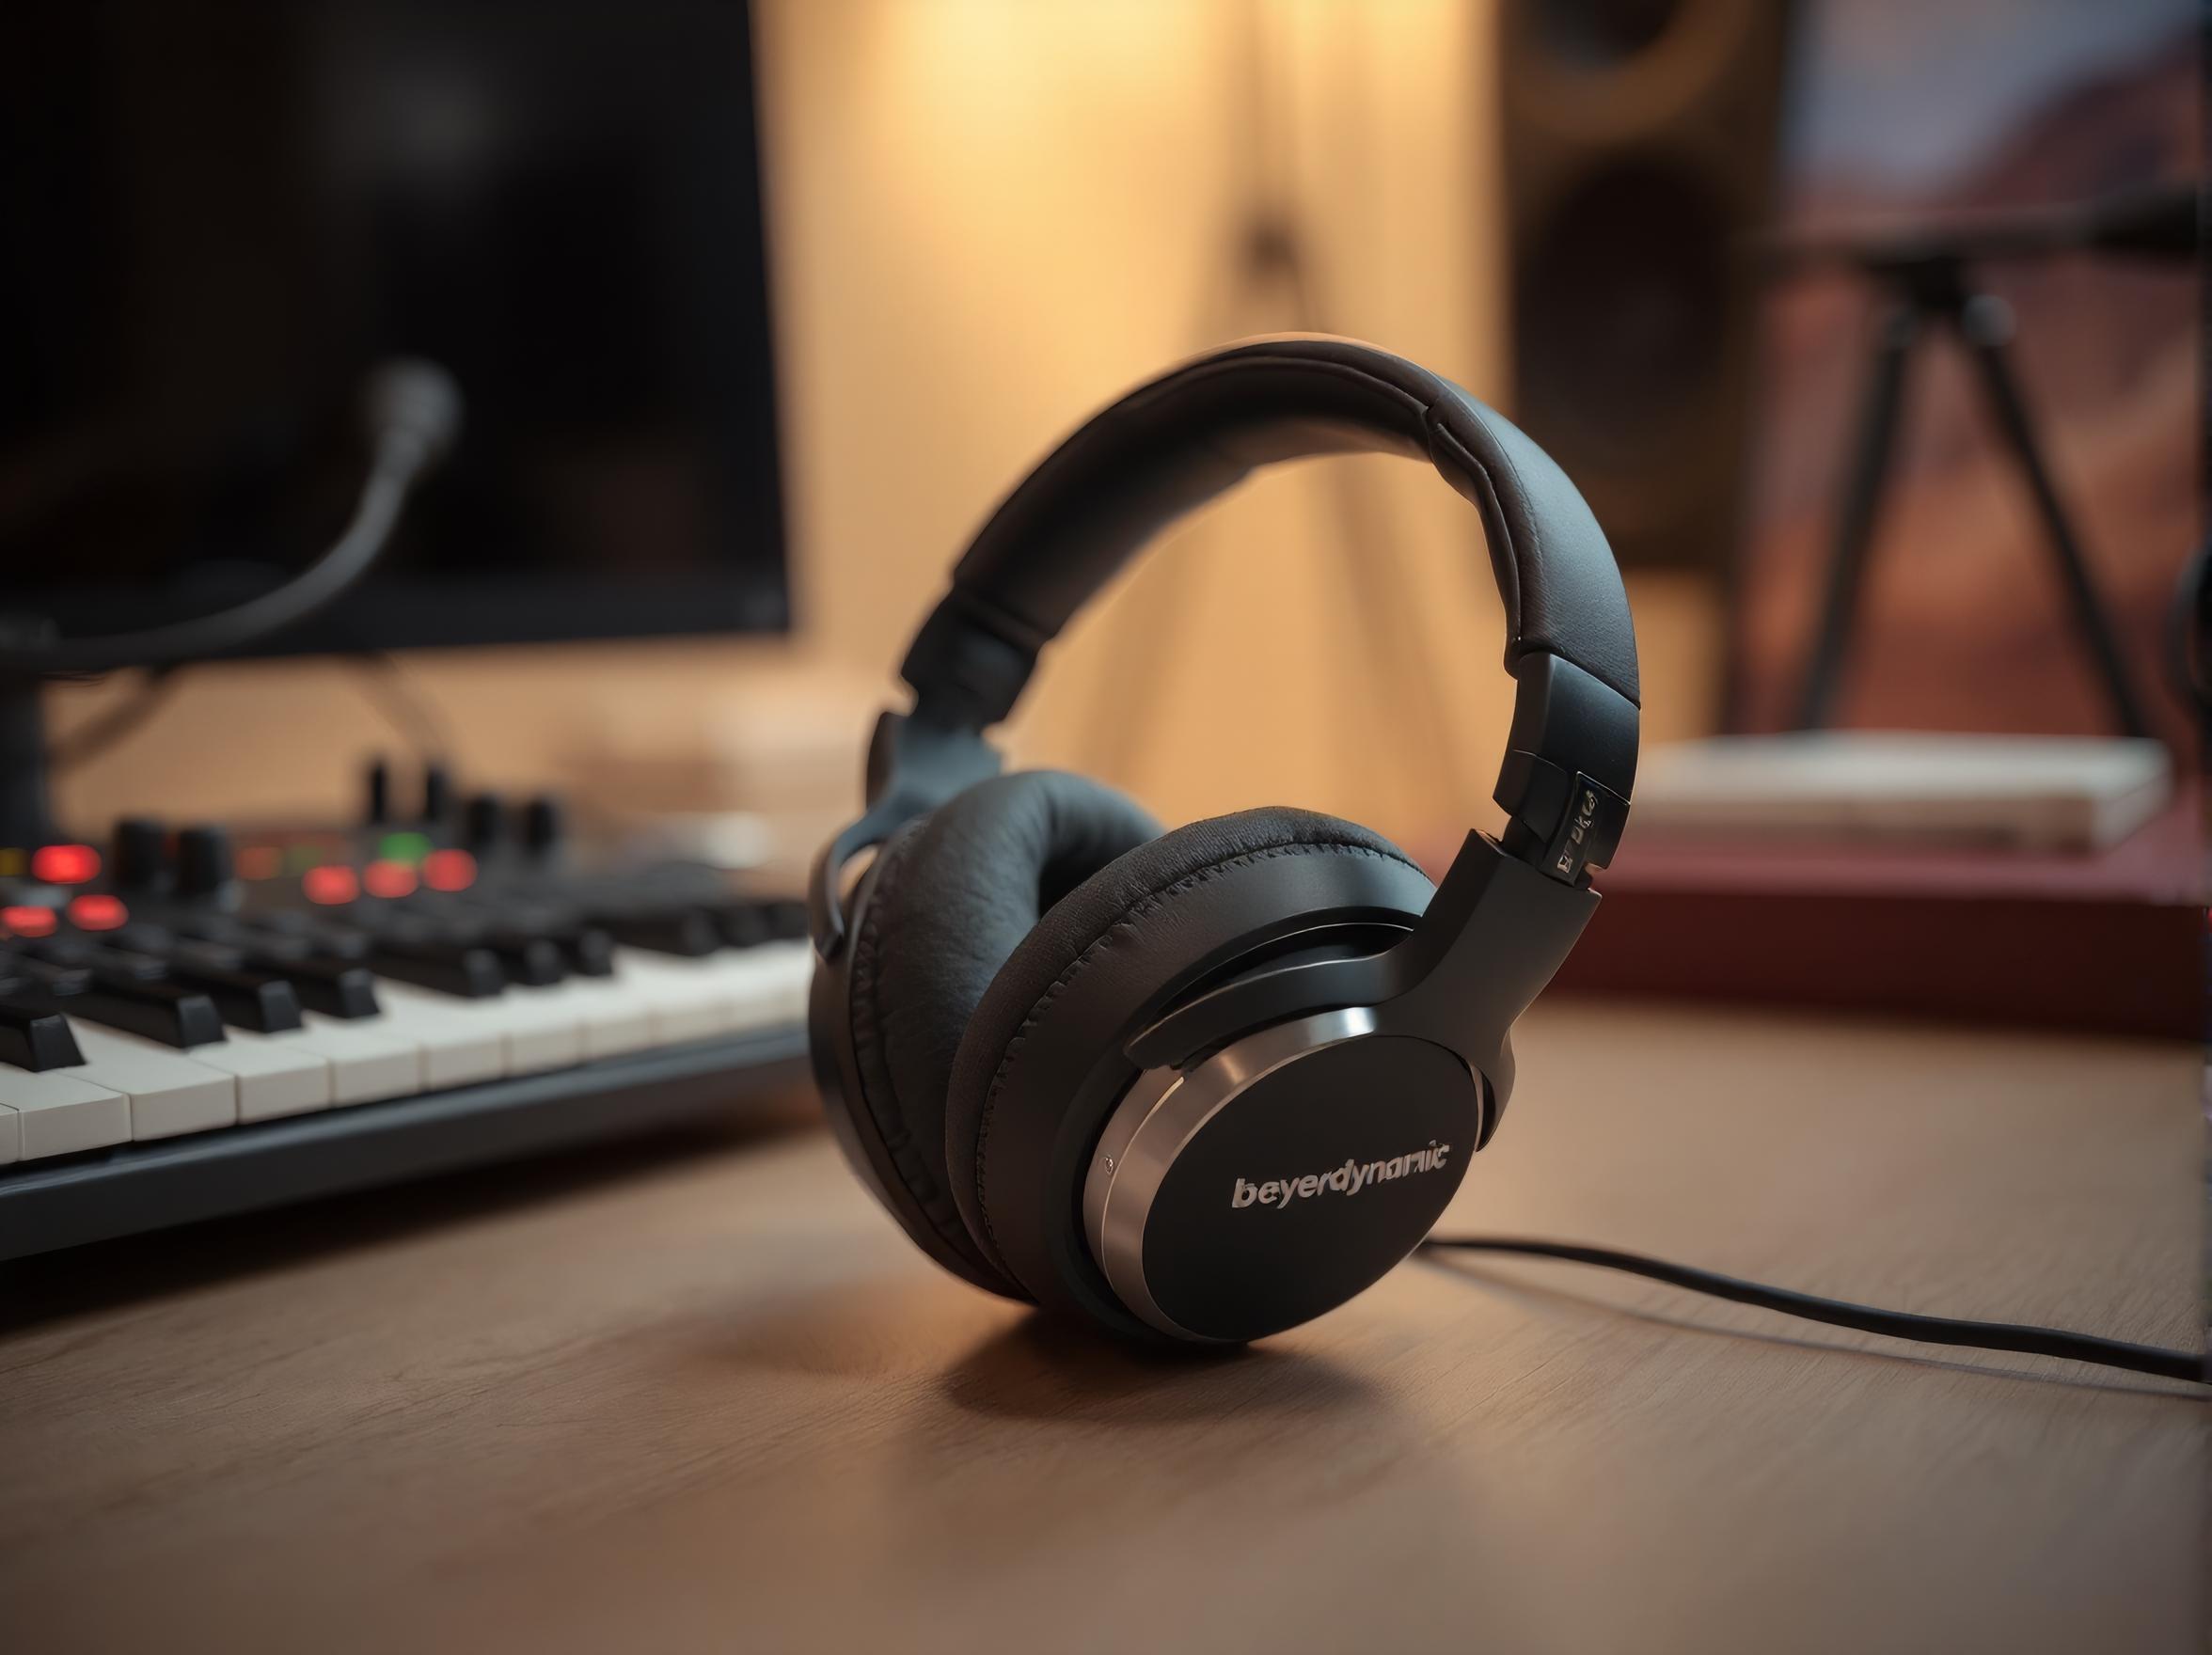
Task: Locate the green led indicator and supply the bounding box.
[379,831,433,864]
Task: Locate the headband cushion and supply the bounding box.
[904,335,1640,731]
[849,770,1160,1278]
[944,805,1435,1295]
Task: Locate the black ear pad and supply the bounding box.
[845,770,1160,1289]
[943,808,1435,1305]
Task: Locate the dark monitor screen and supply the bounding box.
[0,0,787,657]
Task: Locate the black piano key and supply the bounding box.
[191,924,373,993]
[6,958,91,1000]
[268,955,385,1022]
[112,921,177,954]
[186,928,378,1017]
[166,938,246,970]
[482,932,567,986]
[428,895,612,979]
[222,927,309,962]
[368,936,506,999]
[713,902,772,949]
[561,924,616,977]
[0,981,84,1071]
[163,950,305,1033]
[357,910,456,945]
[23,938,105,973]
[392,906,561,983]
[596,906,720,957]
[296,922,375,961]
[71,946,173,985]
[766,899,810,941]
[31,974,227,1048]
[176,915,261,950]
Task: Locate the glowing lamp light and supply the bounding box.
[0,905,58,938]
[68,893,127,931]
[421,849,477,891]
[302,864,361,906]
[363,859,418,900]
[31,843,100,885]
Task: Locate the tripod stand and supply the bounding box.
[1791,250,2153,737]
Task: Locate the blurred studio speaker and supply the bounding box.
[1497,0,1793,571]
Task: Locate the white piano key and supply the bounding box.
[380,982,583,1075]
[496,986,586,1073]
[53,1027,236,1141]
[505,1022,582,1073]
[182,1027,335,1123]
[539,972,658,1059]
[0,1100,16,1165]
[354,985,505,1087]
[377,981,581,1077]
[693,939,813,1027]
[0,1068,130,1159]
[278,1016,423,1105]
[609,949,741,1043]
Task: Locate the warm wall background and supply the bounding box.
[46,0,1718,853]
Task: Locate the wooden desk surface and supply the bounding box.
[0,1002,2201,1654]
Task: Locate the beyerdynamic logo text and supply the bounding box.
[1556,786,1601,877]
[1230,1143,1452,1211]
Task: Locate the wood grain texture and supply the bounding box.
[0,1001,2201,1655]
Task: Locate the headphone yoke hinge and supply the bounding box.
[1493,653,1637,883]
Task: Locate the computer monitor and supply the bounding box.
[0,0,787,657]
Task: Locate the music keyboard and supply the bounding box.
[0,827,817,1260]
[0,942,811,1160]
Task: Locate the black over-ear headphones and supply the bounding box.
[807,336,1638,1344]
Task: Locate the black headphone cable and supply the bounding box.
[1420,1236,2204,1384]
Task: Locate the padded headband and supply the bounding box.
[897,337,1637,868]
[903,335,1639,721]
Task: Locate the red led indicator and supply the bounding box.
[302,864,360,906]
[31,843,100,885]
[421,849,477,892]
[362,859,418,900]
[68,893,127,931]
[0,905,58,938]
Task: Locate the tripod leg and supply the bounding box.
[1956,297,2155,739]
[1793,306,1917,730]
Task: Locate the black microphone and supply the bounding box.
[0,359,466,675]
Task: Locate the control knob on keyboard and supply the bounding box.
[421,764,454,827]
[466,792,508,853]
[111,817,170,891]
[365,757,393,825]
[522,794,563,858]
[175,825,234,898]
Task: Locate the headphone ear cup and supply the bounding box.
[839,771,1160,1293]
[943,808,1435,1309]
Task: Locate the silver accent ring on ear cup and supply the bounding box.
[1083,1006,1484,1341]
